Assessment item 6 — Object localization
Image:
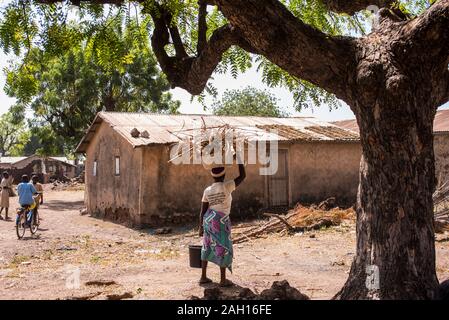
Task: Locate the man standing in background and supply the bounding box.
[0,171,12,220]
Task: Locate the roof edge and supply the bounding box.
[74,113,105,154]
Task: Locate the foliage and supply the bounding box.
[4,16,180,153]
[27,123,67,156]
[212,86,289,117]
[0,111,26,156]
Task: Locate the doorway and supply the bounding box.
[268,149,289,207]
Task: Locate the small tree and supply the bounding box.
[5,17,180,153]
[212,87,288,117]
[0,112,25,156]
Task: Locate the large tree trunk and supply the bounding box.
[336,57,441,299]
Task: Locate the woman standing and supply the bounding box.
[0,171,12,220]
[199,162,246,287]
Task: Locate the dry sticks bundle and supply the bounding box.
[167,118,259,167]
[434,181,449,219]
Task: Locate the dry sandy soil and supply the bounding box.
[0,188,448,300]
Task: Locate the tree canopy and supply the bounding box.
[3,15,180,153]
[212,86,288,117]
[0,111,26,156]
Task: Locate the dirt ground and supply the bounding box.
[0,188,448,300]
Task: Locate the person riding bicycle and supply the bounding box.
[31,174,43,205]
[17,175,37,225]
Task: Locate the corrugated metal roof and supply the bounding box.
[47,157,77,167]
[0,157,27,165]
[332,109,449,134]
[75,112,360,153]
[434,109,449,133]
[331,119,359,133]
[0,155,75,167]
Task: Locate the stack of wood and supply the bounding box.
[233,201,355,244]
[168,119,258,166]
[433,182,449,233]
[434,182,449,218]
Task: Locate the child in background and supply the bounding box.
[17,175,37,224]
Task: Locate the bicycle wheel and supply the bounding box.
[16,213,26,239]
[30,211,39,234]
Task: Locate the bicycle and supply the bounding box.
[16,204,39,239]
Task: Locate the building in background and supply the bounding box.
[0,155,77,183]
[76,112,361,227]
[333,109,449,186]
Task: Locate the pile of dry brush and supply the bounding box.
[168,120,260,166]
[434,182,449,233]
[231,186,449,244]
[233,198,355,244]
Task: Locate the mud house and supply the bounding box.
[0,155,77,183]
[333,109,449,186]
[76,112,360,227]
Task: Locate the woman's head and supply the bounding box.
[2,171,8,179]
[22,175,30,183]
[211,167,225,182]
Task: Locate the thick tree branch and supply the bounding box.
[397,0,449,106]
[149,4,257,95]
[216,0,356,102]
[321,0,395,14]
[161,10,189,59]
[197,0,208,53]
[405,0,449,60]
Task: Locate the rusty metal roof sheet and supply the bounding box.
[332,109,449,134]
[0,157,28,164]
[331,119,359,133]
[75,112,360,153]
[0,155,76,167]
[434,109,449,133]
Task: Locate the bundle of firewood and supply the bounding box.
[168,121,256,167]
[434,182,449,219]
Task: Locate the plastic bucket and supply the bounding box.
[189,245,203,268]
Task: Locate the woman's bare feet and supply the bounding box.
[199,277,212,284]
[219,279,233,287]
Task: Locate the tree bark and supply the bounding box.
[334,12,446,299]
[336,99,440,299]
